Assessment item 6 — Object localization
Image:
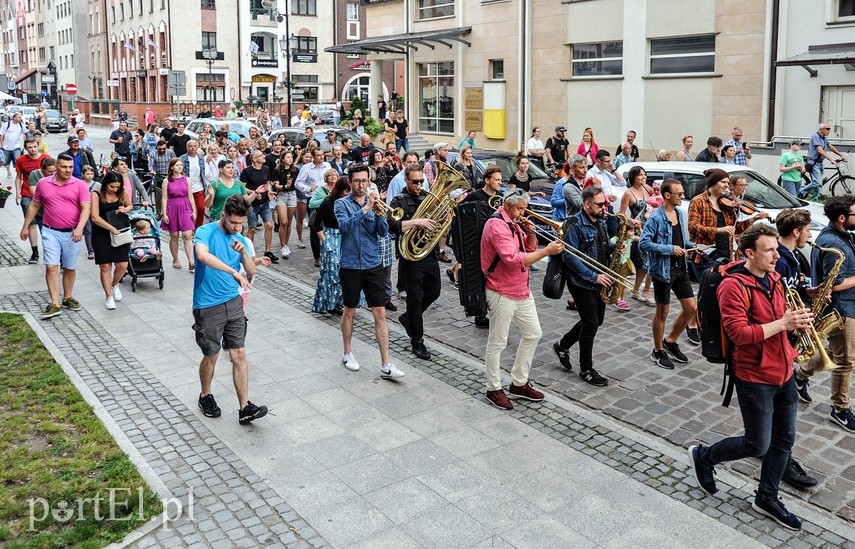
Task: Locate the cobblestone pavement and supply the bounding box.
[0,290,328,549]
[263,240,855,523]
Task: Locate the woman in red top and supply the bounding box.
[576,127,599,169]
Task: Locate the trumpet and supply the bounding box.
[487,196,633,291]
[370,193,404,221]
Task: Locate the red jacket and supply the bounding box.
[718,261,796,386]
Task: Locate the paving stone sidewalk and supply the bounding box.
[266,243,855,522]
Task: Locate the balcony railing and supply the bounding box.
[250,6,277,26]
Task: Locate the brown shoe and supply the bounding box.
[486,389,513,410]
[508,381,544,402]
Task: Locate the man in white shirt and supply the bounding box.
[181,140,208,228]
[586,149,624,201]
[290,110,305,128]
[0,112,27,178]
[294,147,331,200]
[204,144,226,183]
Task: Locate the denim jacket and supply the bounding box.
[563,212,611,290]
[639,206,694,282]
[813,225,855,320]
[181,153,208,191]
[334,193,389,270]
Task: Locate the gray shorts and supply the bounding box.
[192,295,247,356]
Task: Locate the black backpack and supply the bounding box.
[696,260,751,407]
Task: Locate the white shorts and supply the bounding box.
[276,191,297,208]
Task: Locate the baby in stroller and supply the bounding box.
[131,219,162,262]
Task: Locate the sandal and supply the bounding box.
[173,261,182,269]
[630,290,645,302]
[189,262,195,272]
[580,368,609,387]
[642,289,656,306]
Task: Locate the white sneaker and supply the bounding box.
[297,240,306,249]
[380,364,405,380]
[342,353,360,371]
[105,296,116,310]
[302,219,309,228]
[280,245,291,258]
[112,285,122,301]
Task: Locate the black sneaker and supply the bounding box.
[752,494,802,531]
[782,457,818,489]
[384,300,398,312]
[794,375,812,403]
[553,342,572,371]
[830,407,855,432]
[685,327,701,346]
[474,315,489,328]
[264,251,279,264]
[579,368,608,387]
[239,401,268,424]
[663,339,688,363]
[651,349,675,370]
[687,445,717,495]
[412,339,431,360]
[28,252,39,265]
[198,393,221,418]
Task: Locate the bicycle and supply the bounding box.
[827,159,855,197]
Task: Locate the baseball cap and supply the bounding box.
[67,136,79,144]
[555,125,567,132]
[790,138,803,146]
[433,142,448,151]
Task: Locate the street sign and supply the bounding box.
[168,70,186,96]
[66,83,77,94]
[40,89,48,97]
[6,82,14,91]
[290,90,305,101]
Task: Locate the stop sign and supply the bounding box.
[66,83,77,95]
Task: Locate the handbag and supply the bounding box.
[110,227,133,247]
[542,255,566,299]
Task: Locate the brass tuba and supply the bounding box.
[399,162,470,261]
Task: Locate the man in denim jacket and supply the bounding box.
[552,186,613,387]
[640,179,697,370]
[334,164,405,380]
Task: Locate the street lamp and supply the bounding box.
[201,47,218,115]
[278,29,297,125]
[46,61,56,109]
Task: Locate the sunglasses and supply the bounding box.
[592,201,607,207]
[408,179,424,184]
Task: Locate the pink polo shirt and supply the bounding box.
[480,208,537,300]
[33,174,90,229]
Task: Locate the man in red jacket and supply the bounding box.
[687,223,811,531]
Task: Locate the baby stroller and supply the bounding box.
[125,207,165,291]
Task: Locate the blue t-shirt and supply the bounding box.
[808,131,828,162]
[192,221,250,309]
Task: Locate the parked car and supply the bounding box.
[20,106,36,124]
[44,109,67,133]
[613,161,826,251]
[184,118,262,142]
[266,125,360,151]
[445,149,555,223]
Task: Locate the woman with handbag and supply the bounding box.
[90,171,132,310]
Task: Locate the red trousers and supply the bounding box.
[193,190,206,228]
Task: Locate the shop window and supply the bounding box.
[418,61,454,134]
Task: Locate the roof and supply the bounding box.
[777,42,855,67]
[325,27,472,55]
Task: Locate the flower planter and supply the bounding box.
[0,198,7,208]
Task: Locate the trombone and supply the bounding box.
[370,193,404,221]
[487,196,633,291]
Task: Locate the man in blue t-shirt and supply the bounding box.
[192,194,267,424]
[800,123,845,201]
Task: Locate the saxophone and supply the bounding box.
[600,213,634,304]
[795,241,844,368]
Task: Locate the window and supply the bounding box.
[490,59,504,80]
[251,0,276,22]
[292,0,317,16]
[418,0,454,20]
[572,41,623,77]
[346,3,359,20]
[344,74,370,104]
[129,0,134,18]
[201,0,215,7]
[837,0,855,18]
[649,35,715,74]
[195,72,225,102]
[37,22,43,37]
[346,40,359,58]
[418,61,454,133]
[295,36,317,54]
[202,31,217,50]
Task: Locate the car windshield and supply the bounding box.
[478,155,551,181]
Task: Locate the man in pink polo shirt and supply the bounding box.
[479,188,563,410]
[20,153,91,318]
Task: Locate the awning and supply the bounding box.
[325,27,472,55]
[777,42,855,76]
[14,68,38,84]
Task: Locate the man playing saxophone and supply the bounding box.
[552,187,614,387]
[771,208,820,488]
[388,164,442,360]
[639,179,697,370]
[795,195,855,432]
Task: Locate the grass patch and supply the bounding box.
[0,313,161,548]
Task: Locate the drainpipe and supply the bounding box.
[766,0,780,141]
[405,0,410,123]
[519,0,530,148]
[167,0,175,116]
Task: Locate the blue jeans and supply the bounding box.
[781,178,800,197]
[701,375,797,499]
[396,137,409,152]
[799,162,824,200]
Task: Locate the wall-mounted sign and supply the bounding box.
[292,54,317,64]
[252,59,279,68]
[464,87,483,110]
[41,74,55,84]
[252,75,277,83]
